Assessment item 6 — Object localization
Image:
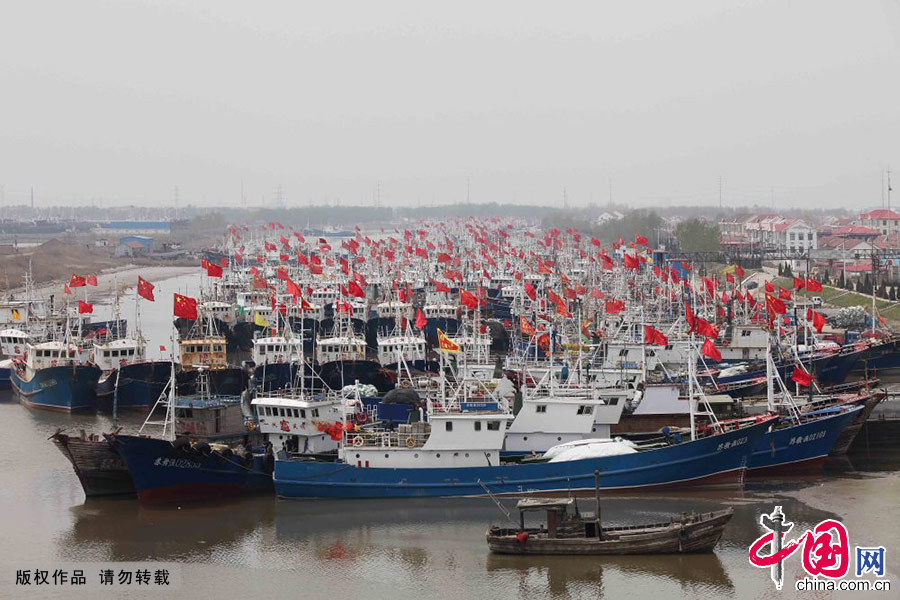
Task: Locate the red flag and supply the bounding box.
[174,293,198,320]
[206,262,223,277]
[460,289,479,310]
[64,283,72,295]
[765,280,775,293]
[70,274,86,288]
[694,317,719,339]
[605,299,625,314]
[793,277,805,291]
[643,325,668,346]
[734,264,745,278]
[701,338,722,362]
[623,253,639,270]
[792,366,813,387]
[415,308,427,330]
[524,282,537,301]
[86,274,98,286]
[684,301,696,334]
[78,301,93,314]
[434,281,450,293]
[635,234,649,246]
[520,315,536,335]
[766,293,787,315]
[807,309,826,333]
[778,287,792,301]
[806,277,823,292]
[137,276,155,301]
[347,281,365,299]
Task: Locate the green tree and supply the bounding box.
[674,218,721,253]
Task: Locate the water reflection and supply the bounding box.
[60,496,276,563]
[485,551,733,598]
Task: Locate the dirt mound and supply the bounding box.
[0,239,118,292]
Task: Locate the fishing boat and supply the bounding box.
[110,365,271,504]
[93,337,172,411]
[744,349,865,478]
[486,497,733,555]
[11,340,101,411]
[0,328,30,389]
[274,348,775,499]
[51,429,134,496]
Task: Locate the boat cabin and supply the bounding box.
[92,338,145,372]
[174,395,246,439]
[342,411,514,469]
[23,340,90,370]
[0,328,30,358]
[178,337,227,370]
[505,394,626,453]
[377,335,426,366]
[252,392,345,454]
[236,290,272,310]
[252,336,304,365]
[374,301,410,320]
[316,336,367,364]
[200,301,236,325]
[311,287,338,305]
[721,325,769,361]
[423,304,457,320]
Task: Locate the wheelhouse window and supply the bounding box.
[535,405,547,413]
[577,405,593,415]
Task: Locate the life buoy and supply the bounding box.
[352,436,364,447]
[405,437,416,449]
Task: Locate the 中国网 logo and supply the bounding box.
[749,506,887,590]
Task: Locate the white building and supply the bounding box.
[856,209,900,237]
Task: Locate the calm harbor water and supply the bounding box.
[1,272,897,598]
[2,396,897,599]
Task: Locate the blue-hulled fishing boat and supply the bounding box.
[11,340,101,411]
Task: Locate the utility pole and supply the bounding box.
[888,170,893,212]
[466,177,471,204]
[718,176,723,212]
[562,187,569,209]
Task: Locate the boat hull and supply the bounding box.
[747,405,863,478]
[110,434,273,504]
[95,361,173,411]
[51,433,134,496]
[486,509,733,555]
[274,420,771,499]
[11,364,102,411]
[317,359,394,393]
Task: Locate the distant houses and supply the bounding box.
[718,214,817,254]
[98,221,172,235]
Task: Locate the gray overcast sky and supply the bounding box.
[1,0,898,210]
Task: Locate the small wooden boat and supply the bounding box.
[51,429,135,496]
[486,497,733,555]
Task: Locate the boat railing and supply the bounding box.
[345,429,430,449]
